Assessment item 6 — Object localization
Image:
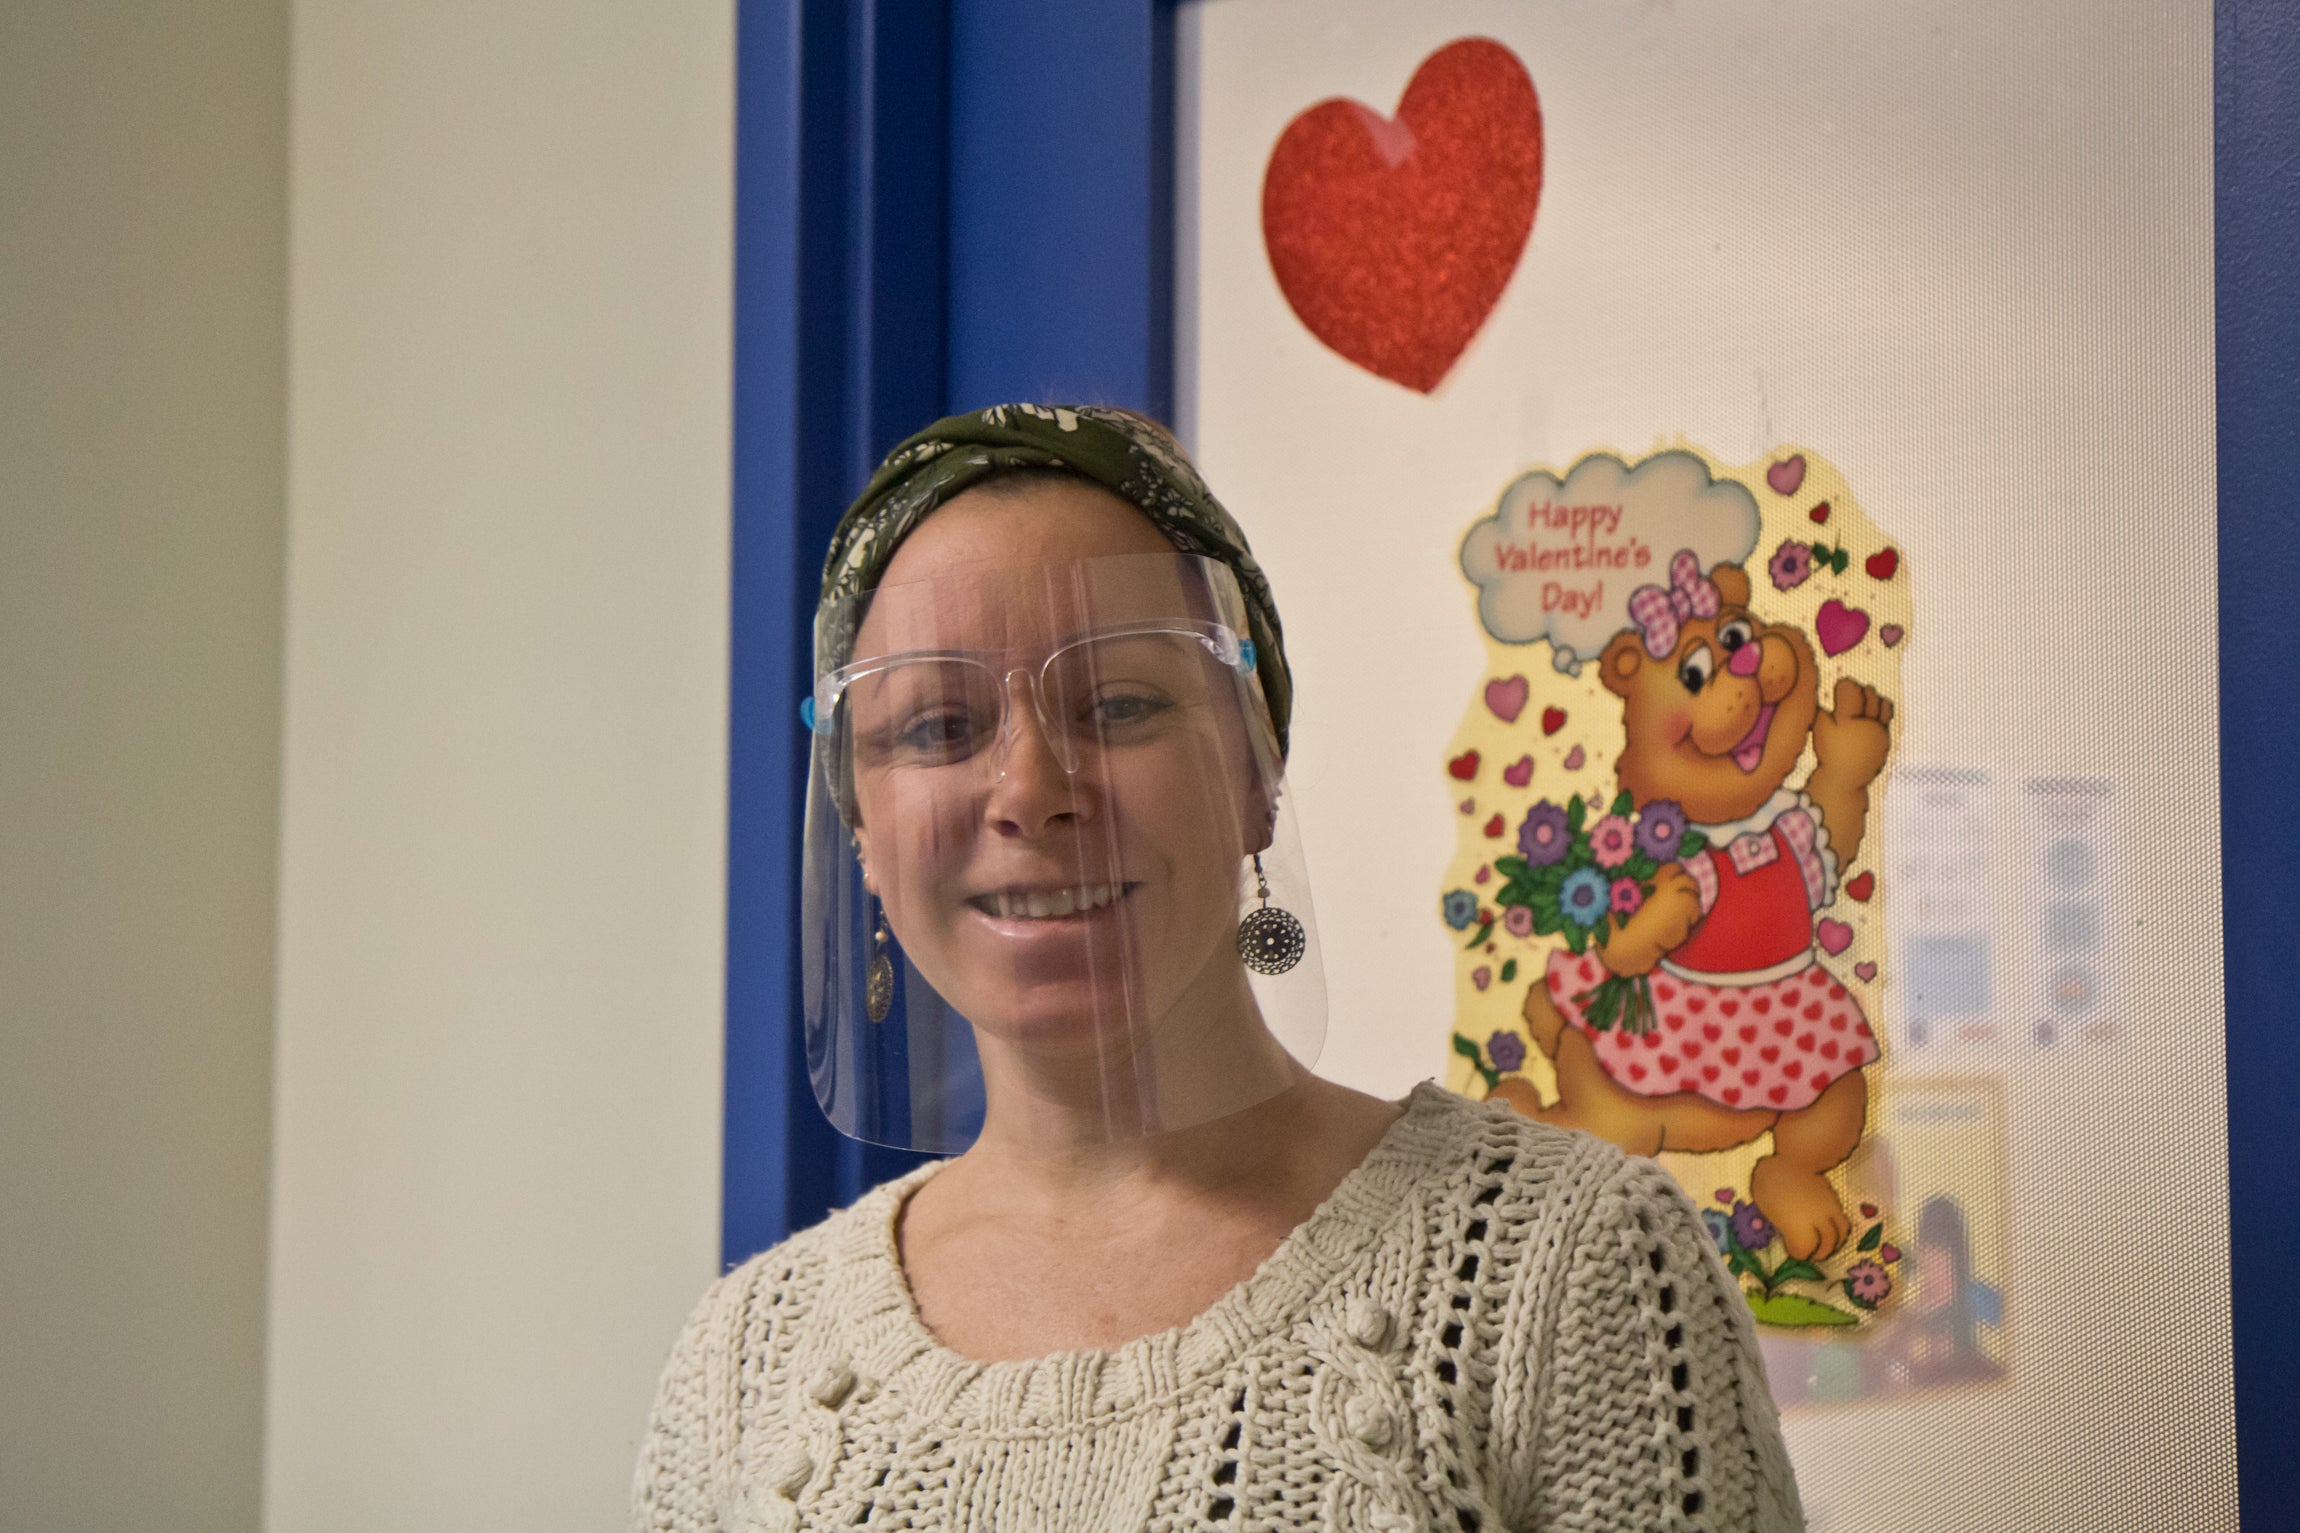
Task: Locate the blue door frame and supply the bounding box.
[728,0,2298,1506]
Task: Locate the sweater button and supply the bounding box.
[1344,1298,1393,1351]
[770,1445,814,1499]
[808,1363,857,1409]
[1344,1394,1398,1450]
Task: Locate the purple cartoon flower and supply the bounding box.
[1486,1030,1528,1073]
[1503,904,1535,938]
[1846,1260,1893,1304]
[1769,540,1814,592]
[1588,814,1635,869]
[1442,889,1478,930]
[1634,801,1689,862]
[1609,877,1645,919]
[1517,801,1571,867]
[1730,1201,1775,1251]
[1558,867,1610,928]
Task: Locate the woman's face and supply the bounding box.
[845,480,1272,1056]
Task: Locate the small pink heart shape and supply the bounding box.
[1473,864,1491,884]
[1459,797,1476,814]
[1562,744,1586,771]
[1880,624,1904,648]
[1815,598,1870,657]
[1471,966,1492,991]
[1502,754,1534,787]
[1767,455,1807,496]
[1484,674,1529,724]
[1854,961,1879,982]
[1816,918,1855,956]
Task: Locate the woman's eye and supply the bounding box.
[1678,645,1715,694]
[898,712,981,756]
[1718,618,1754,652]
[1089,691,1169,728]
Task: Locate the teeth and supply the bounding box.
[984,884,1124,920]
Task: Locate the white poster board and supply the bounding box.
[1176,2,2230,1525]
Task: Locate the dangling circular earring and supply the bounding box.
[865,899,896,1022]
[1236,853,1306,975]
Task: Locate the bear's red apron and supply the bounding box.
[1545,810,1876,1111]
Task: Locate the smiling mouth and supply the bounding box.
[1730,704,1778,773]
[968,883,1136,921]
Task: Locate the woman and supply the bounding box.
[632,405,1803,1532]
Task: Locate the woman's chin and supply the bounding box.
[960,988,1162,1059]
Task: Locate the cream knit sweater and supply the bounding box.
[631,1084,1803,1532]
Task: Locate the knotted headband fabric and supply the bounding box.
[817,402,1295,754]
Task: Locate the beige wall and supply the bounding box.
[264,4,733,1529]
[2,3,734,1527]
[0,4,288,1530]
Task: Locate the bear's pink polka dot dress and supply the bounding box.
[1547,797,1877,1111]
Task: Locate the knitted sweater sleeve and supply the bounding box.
[629,1279,732,1533]
[1516,1152,1804,1533]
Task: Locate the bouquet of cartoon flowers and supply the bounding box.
[1488,791,1709,1036]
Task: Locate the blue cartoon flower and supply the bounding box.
[1634,800,1689,862]
[1702,1208,1734,1255]
[1442,889,1479,930]
[1486,1030,1528,1073]
[1558,867,1610,928]
[1517,801,1571,867]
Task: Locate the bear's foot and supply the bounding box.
[1750,1154,1851,1261]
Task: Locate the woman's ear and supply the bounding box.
[1236,780,1277,857]
[852,827,879,895]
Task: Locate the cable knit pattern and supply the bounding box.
[632,1085,1803,1532]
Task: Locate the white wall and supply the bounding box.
[266,4,734,1528]
[0,4,286,1528]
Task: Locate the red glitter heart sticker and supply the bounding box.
[1261,38,1543,394]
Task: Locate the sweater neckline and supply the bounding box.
[827,1081,1471,1431]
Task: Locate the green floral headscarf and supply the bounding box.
[817,403,1294,753]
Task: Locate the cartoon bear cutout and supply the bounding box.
[1505,552,1892,1259]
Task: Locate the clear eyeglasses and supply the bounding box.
[806,621,1257,775]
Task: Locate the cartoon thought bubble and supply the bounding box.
[1460,450,1760,672]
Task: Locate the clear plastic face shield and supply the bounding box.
[801,553,1326,1152]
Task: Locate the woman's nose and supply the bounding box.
[984,672,1086,833]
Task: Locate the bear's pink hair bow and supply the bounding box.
[1626,549,1721,658]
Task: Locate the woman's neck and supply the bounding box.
[894,1069,1406,1360]
[941,1066,1399,1227]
